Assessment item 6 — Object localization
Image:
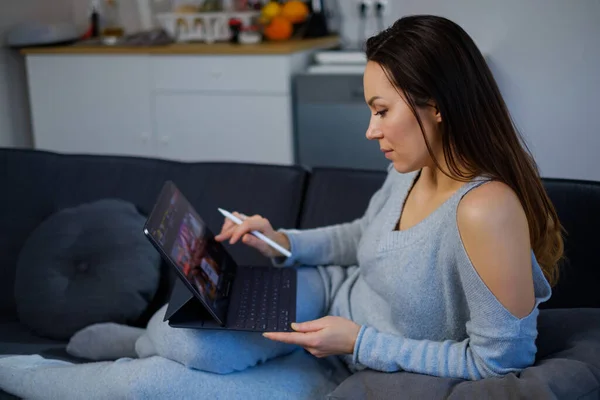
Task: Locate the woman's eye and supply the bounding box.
[374,110,388,117]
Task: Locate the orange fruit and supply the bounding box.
[264,16,293,41]
[261,1,282,21]
[280,1,309,24]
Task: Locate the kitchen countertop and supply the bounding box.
[21,36,340,56]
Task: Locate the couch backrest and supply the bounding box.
[541,179,600,309]
[300,167,600,309]
[0,149,307,321]
[2,149,598,322]
[299,168,387,229]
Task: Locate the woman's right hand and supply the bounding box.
[214,212,291,259]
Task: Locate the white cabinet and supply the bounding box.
[154,93,292,164]
[26,55,154,158]
[152,55,290,94]
[24,45,323,165]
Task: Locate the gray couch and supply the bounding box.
[1,148,599,399]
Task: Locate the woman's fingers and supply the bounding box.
[215,221,235,241]
[214,212,279,258]
[229,216,268,245]
[233,211,247,220]
[242,233,270,254]
[215,212,247,241]
[223,218,236,230]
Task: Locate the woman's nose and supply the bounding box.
[366,125,383,140]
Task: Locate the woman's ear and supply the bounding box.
[429,101,442,123]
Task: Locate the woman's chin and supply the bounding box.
[390,161,420,174]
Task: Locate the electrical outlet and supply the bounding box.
[358,0,374,18]
[375,0,388,17]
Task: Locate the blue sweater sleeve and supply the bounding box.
[275,219,363,267]
[353,312,539,380]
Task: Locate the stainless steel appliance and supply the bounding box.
[293,72,389,171]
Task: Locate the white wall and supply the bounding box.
[339,0,600,181]
[0,0,76,147]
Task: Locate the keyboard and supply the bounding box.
[232,267,294,332]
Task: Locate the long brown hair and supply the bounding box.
[366,15,563,285]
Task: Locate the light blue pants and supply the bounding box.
[0,267,351,400]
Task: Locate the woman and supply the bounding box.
[0,14,563,399]
[218,14,563,379]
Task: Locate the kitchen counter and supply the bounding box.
[20,35,340,55]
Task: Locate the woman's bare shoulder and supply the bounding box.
[457,181,535,319]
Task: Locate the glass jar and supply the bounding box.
[102,0,125,43]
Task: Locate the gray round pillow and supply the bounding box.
[15,199,161,340]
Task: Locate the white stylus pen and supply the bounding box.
[218,208,292,258]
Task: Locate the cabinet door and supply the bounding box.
[26,55,153,157]
[154,93,293,165]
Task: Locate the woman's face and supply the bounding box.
[363,61,442,173]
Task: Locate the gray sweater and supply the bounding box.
[279,166,551,380]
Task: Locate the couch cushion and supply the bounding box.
[327,308,600,400]
[541,179,600,309]
[299,167,387,229]
[14,199,161,340]
[0,149,308,323]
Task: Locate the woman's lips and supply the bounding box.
[381,148,393,158]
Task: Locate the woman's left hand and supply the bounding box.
[263,316,362,358]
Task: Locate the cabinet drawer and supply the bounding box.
[152,55,290,94]
[294,73,365,103]
[154,93,293,164]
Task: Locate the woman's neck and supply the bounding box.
[419,166,461,192]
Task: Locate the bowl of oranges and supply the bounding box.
[259,0,310,41]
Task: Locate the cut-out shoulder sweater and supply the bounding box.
[278,166,551,380]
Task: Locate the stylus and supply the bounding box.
[218,208,292,258]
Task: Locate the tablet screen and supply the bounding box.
[145,182,236,324]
